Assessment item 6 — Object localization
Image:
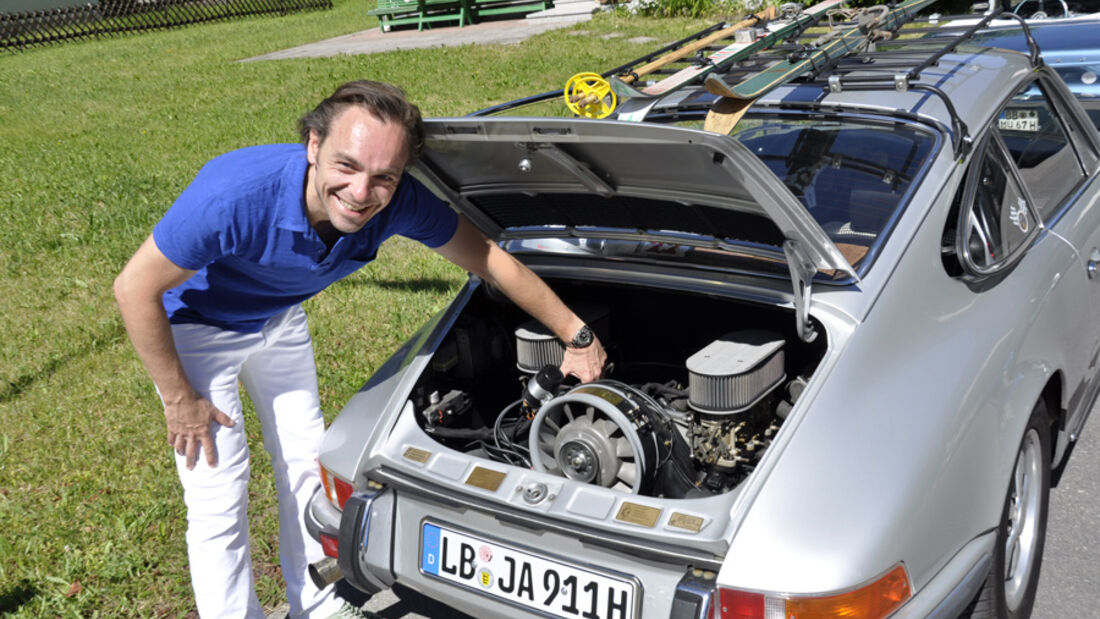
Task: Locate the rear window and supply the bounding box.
[731,117,935,269]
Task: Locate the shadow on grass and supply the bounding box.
[0,322,125,404]
[2,353,77,404]
[0,579,37,613]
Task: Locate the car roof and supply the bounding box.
[778,46,1031,122]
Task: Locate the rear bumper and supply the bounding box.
[304,485,340,543]
[306,477,997,619]
[305,476,718,619]
[304,485,393,595]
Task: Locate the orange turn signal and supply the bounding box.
[318,461,355,509]
[716,564,911,619]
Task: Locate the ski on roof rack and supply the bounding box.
[802,8,1039,157]
[700,0,939,133]
[469,2,843,119]
[468,20,741,117]
[473,0,1046,155]
[561,4,781,119]
[575,0,847,121]
[700,1,1043,157]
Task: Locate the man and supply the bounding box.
[114,80,606,618]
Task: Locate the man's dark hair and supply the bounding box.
[298,80,425,165]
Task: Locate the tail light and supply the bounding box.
[318,461,355,509]
[714,564,911,619]
[319,533,340,558]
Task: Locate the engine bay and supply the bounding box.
[410,280,826,499]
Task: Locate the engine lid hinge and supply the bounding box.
[783,239,818,343]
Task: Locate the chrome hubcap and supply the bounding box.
[1003,427,1042,611]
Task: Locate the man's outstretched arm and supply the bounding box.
[114,234,235,469]
[434,217,607,382]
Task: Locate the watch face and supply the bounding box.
[571,325,593,348]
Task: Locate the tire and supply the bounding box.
[970,399,1051,618]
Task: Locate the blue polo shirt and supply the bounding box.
[153,143,459,333]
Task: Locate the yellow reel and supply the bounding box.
[564,72,617,119]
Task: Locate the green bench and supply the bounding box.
[367,0,471,32]
[366,0,552,32]
[469,0,553,19]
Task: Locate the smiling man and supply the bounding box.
[114,80,605,618]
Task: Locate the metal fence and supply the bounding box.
[1,0,333,50]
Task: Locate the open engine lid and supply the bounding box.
[414,117,857,280]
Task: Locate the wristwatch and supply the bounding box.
[567,324,594,349]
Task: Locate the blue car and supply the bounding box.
[1006,0,1100,19]
[970,20,1100,129]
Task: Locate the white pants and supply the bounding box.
[169,305,342,619]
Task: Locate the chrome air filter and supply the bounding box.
[516,322,563,373]
[515,304,609,374]
[687,330,785,414]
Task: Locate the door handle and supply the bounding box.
[1089,248,1100,279]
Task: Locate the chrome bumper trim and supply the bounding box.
[372,465,724,570]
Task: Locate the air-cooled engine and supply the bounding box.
[414,285,818,499]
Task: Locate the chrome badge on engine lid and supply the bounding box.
[420,522,639,619]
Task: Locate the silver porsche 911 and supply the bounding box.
[304,19,1100,619]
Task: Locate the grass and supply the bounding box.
[0,3,713,614]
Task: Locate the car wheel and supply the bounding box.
[969,399,1051,618]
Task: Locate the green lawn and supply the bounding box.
[0,3,713,614]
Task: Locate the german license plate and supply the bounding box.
[420,522,638,619]
[999,108,1039,132]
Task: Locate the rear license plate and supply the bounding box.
[999,108,1039,132]
[420,522,638,619]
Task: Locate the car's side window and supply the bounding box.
[997,81,1086,220]
[942,132,1041,278]
[960,138,1036,273]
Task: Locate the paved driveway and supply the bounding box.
[243,3,593,62]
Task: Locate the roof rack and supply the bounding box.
[473,1,1046,157]
[795,8,1039,157]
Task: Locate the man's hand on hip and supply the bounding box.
[165,396,235,470]
[116,235,234,470]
